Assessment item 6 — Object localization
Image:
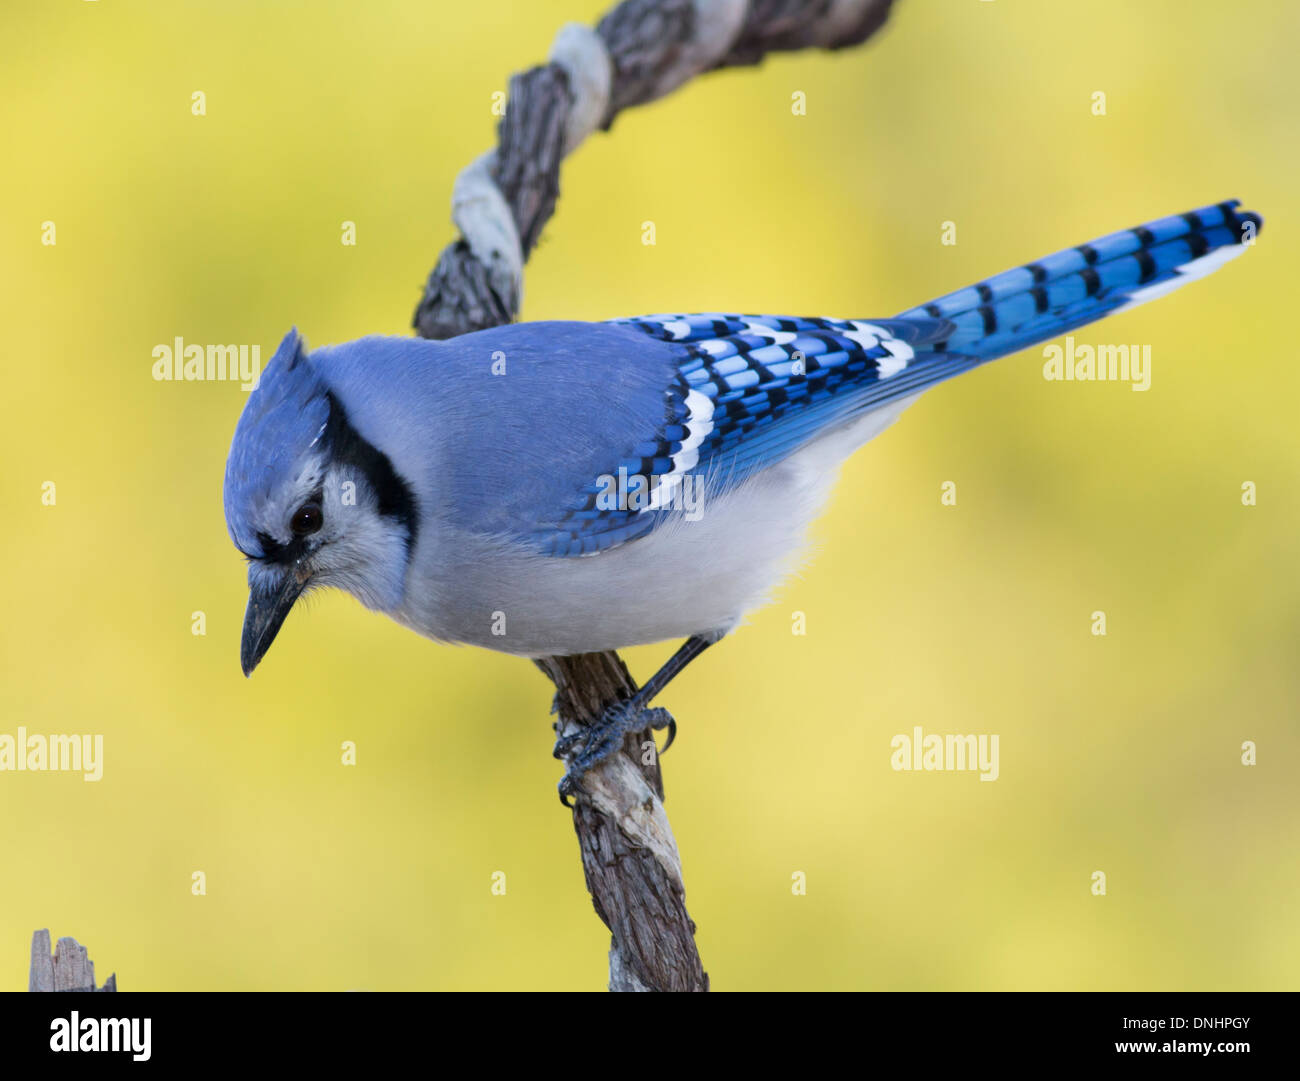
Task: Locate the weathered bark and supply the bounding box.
[29,930,116,992]
[537,652,707,991]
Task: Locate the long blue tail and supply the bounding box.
[897,200,1262,361]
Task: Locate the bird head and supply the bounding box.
[223,329,417,675]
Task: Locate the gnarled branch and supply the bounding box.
[414,0,897,992]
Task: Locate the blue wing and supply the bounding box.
[531,199,1260,557]
[532,313,968,556]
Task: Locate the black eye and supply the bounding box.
[290,502,323,536]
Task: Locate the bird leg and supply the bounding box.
[554,632,720,804]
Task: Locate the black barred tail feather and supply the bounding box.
[898,200,1262,361]
[578,200,1263,557]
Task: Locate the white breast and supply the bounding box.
[399,397,921,657]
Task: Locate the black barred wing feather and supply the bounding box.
[532,313,970,556]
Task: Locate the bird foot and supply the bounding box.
[554,700,675,805]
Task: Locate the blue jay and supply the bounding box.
[224,200,1261,798]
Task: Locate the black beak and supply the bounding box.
[240,569,307,677]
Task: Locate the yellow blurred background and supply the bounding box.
[2,0,1296,991]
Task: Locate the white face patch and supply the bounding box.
[307,463,410,612]
[645,388,715,512]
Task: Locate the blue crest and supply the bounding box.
[223,328,331,556]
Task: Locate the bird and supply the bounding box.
[223,199,1262,799]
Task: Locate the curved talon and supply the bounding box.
[635,707,676,753]
[554,696,683,805]
[558,771,586,807]
[640,707,672,731]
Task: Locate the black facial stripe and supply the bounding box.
[257,533,312,566]
[324,392,420,556]
[257,487,323,565]
[256,531,286,561]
